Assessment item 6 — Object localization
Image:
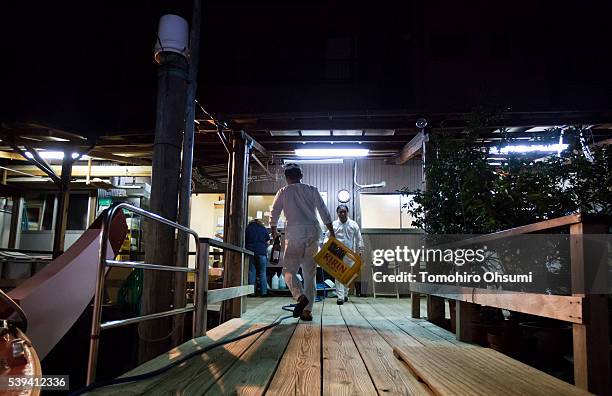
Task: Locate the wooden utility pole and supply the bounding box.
[174,0,202,345]
[221,133,250,322]
[139,37,189,361]
[52,157,74,258]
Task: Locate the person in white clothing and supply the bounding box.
[270,163,335,321]
[329,205,364,304]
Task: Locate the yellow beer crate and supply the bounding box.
[314,237,362,288]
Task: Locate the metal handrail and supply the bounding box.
[86,202,204,385]
[105,259,198,273]
[199,237,254,256]
[101,304,196,330]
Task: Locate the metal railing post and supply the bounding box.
[86,206,113,385]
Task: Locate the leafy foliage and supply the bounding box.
[401,118,611,234]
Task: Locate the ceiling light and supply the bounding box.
[332,130,362,136]
[24,151,89,160]
[300,130,331,136]
[489,144,568,155]
[295,148,369,157]
[284,159,344,165]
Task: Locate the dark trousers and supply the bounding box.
[248,254,268,296]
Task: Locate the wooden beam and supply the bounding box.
[570,222,610,394]
[0,151,27,161]
[221,135,250,322]
[387,131,426,165]
[207,285,254,304]
[408,283,584,323]
[52,158,73,258]
[88,149,151,165]
[24,145,60,182]
[16,122,87,141]
[198,135,411,144]
[6,165,151,177]
[242,131,269,157]
[433,213,585,250]
[7,143,61,184]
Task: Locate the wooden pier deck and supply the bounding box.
[90,297,590,395]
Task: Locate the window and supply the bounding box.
[248,192,328,229]
[67,194,89,230]
[360,193,417,230]
[21,194,55,231]
[248,195,278,228]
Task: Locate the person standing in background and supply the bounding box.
[270,163,335,321]
[330,205,363,305]
[245,218,270,297]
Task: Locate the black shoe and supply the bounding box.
[293,295,309,318]
[344,296,349,302]
[300,310,313,321]
[337,299,344,305]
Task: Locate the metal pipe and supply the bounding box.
[86,202,112,385]
[101,305,195,330]
[174,0,203,346]
[106,260,197,273]
[217,128,231,153]
[86,202,201,385]
[251,152,273,178]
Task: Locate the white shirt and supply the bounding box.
[270,183,332,228]
[331,218,364,252]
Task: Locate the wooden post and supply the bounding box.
[173,0,202,347]
[412,130,430,318]
[410,249,420,318]
[85,158,92,184]
[139,46,189,362]
[427,295,445,326]
[570,222,610,395]
[456,300,476,343]
[52,158,74,258]
[220,133,250,322]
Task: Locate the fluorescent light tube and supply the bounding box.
[489,144,568,155]
[294,148,369,157]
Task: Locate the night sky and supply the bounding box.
[3,1,612,137]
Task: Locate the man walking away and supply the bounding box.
[330,205,363,305]
[270,163,335,321]
[245,218,270,297]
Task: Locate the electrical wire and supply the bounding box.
[69,311,296,396]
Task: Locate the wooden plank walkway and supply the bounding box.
[89,297,591,396]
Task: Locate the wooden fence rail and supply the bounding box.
[409,213,610,395]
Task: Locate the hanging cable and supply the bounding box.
[70,310,297,396]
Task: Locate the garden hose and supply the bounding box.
[69,306,299,396]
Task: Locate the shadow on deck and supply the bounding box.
[88,297,590,395]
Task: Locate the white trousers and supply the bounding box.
[336,281,349,299]
[281,224,320,311]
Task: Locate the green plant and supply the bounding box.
[401,121,611,234]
